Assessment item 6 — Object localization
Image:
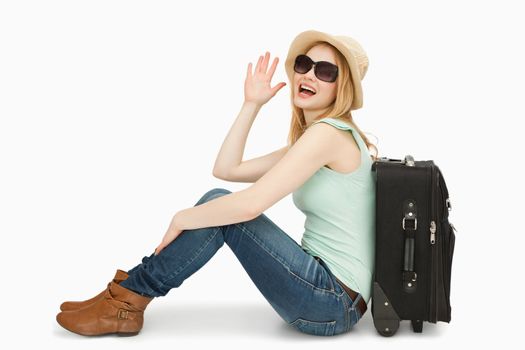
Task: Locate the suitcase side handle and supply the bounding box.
[402,199,418,294]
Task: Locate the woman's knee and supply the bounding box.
[198,187,232,205]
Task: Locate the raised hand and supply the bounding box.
[244,51,287,106]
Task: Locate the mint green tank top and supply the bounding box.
[292,117,376,304]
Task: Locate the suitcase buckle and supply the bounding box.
[446,198,452,211]
[117,309,128,320]
[402,217,417,230]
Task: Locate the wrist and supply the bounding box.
[243,100,263,110]
[173,211,185,231]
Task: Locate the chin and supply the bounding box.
[293,96,315,109]
[294,99,326,112]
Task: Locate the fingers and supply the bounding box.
[255,55,263,73]
[267,56,279,77]
[260,51,270,73]
[247,62,252,78]
[271,82,287,95]
[254,51,280,76]
[154,241,167,256]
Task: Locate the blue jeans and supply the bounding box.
[120,188,363,336]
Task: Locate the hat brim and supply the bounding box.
[285,30,363,110]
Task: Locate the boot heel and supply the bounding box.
[117,331,139,337]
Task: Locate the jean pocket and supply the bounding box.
[342,292,363,331]
[347,305,361,331]
[310,256,336,293]
[289,318,337,336]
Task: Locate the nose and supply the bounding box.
[303,66,317,81]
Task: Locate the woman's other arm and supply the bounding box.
[212,100,262,179]
[219,144,289,183]
[213,51,286,181]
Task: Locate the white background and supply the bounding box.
[1,0,523,348]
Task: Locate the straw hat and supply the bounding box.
[284,30,369,110]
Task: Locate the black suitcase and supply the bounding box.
[371,155,456,336]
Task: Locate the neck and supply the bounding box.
[303,107,330,128]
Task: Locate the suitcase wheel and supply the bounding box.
[411,319,423,333]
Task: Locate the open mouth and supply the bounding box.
[298,84,317,97]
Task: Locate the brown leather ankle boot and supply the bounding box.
[60,269,129,311]
[56,276,153,336]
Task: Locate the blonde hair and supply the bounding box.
[286,41,379,161]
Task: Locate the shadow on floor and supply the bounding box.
[53,301,444,339]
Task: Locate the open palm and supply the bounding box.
[244,51,287,106]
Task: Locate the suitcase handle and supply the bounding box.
[402,199,418,294]
[404,155,415,166]
[373,154,415,165]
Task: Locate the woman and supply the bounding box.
[56,29,379,337]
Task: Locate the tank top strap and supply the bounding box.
[311,117,368,158]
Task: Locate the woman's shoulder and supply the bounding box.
[312,117,355,131]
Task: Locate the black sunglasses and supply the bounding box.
[293,54,338,83]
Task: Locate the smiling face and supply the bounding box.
[293,44,339,126]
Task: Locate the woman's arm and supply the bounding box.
[213,51,286,178]
[155,189,258,255]
[219,144,289,183]
[155,52,288,254]
[212,100,262,178]
[155,123,340,255]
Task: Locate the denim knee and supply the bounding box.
[199,188,232,204]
